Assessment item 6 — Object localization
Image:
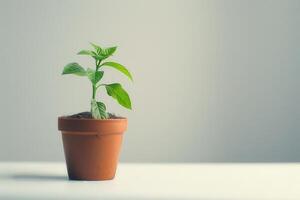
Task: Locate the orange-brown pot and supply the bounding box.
[58,117,127,181]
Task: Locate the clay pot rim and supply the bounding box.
[58,116,127,122]
[58,116,128,133]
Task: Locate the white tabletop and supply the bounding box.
[0,162,299,200]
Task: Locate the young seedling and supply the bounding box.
[62,43,132,119]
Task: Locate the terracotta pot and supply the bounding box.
[58,117,127,181]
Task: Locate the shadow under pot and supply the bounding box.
[58,117,127,181]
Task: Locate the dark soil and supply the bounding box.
[68,112,122,119]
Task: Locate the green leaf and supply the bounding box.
[93,54,106,60]
[77,50,97,56]
[62,63,86,76]
[105,83,131,109]
[100,46,117,59]
[91,99,108,119]
[86,68,104,85]
[90,43,102,54]
[101,62,133,81]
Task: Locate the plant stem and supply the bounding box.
[96,60,101,71]
[93,60,102,99]
[92,85,96,99]
[96,84,105,89]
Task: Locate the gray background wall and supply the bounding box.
[0,0,299,162]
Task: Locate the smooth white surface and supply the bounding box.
[0,162,300,200]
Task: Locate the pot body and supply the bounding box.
[58,117,127,180]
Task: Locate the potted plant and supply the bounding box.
[58,43,132,180]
